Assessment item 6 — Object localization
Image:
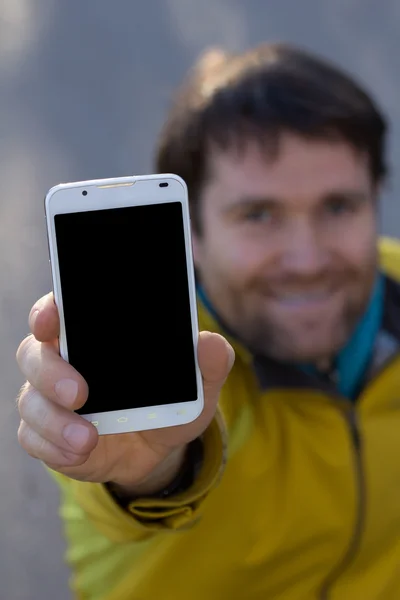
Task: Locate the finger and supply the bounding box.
[18,420,91,468]
[18,384,97,455]
[16,336,88,410]
[195,331,234,427]
[29,292,59,342]
[198,331,235,389]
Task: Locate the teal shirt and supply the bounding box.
[198,276,385,401]
[302,276,384,400]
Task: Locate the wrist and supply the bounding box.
[109,445,187,498]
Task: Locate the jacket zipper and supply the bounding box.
[318,407,366,599]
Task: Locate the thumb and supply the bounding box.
[198,331,235,389]
[138,331,234,450]
[197,331,235,428]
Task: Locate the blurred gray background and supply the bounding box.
[1,1,399,598]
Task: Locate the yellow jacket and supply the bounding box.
[52,238,400,600]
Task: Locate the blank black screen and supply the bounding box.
[54,202,198,414]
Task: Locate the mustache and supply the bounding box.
[252,278,342,295]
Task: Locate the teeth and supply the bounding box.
[280,293,326,299]
[278,293,329,303]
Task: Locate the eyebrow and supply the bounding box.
[322,190,369,203]
[223,190,369,214]
[222,196,281,214]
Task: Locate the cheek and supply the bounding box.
[219,235,270,285]
[199,228,267,289]
[331,215,377,276]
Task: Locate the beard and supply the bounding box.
[222,277,376,364]
[240,302,361,362]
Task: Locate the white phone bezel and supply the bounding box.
[45,173,204,435]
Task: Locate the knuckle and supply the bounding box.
[18,421,53,462]
[17,421,35,456]
[35,434,50,458]
[17,384,35,417]
[16,381,30,407]
[36,403,53,434]
[16,334,35,369]
[63,452,89,468]
[31,396,52,433]
[18,387,53,434]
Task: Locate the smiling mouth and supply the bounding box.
[272,291,336,308]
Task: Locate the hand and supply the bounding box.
[16,293,234,492]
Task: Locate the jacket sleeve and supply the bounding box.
[49,409,227,543]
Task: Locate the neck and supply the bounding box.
[315,358,334,373]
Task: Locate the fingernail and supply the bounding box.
[227,345,235,371]
[55,379,78,406]
[63,423,90,450]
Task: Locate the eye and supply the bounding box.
[325,197,356,216]
[243,207,271,222]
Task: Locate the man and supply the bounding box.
[16,43,400,599]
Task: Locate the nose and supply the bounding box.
[280,221,329,277]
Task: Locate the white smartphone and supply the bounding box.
[45,174,204,435]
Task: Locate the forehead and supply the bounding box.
[206,134,372,203]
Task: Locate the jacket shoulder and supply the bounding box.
[379,237,400,282]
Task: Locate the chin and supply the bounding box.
[287,338,344,363]
[270,327,347,363]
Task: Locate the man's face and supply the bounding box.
[192,133,379,364]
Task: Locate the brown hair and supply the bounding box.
[155,43,387,232]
